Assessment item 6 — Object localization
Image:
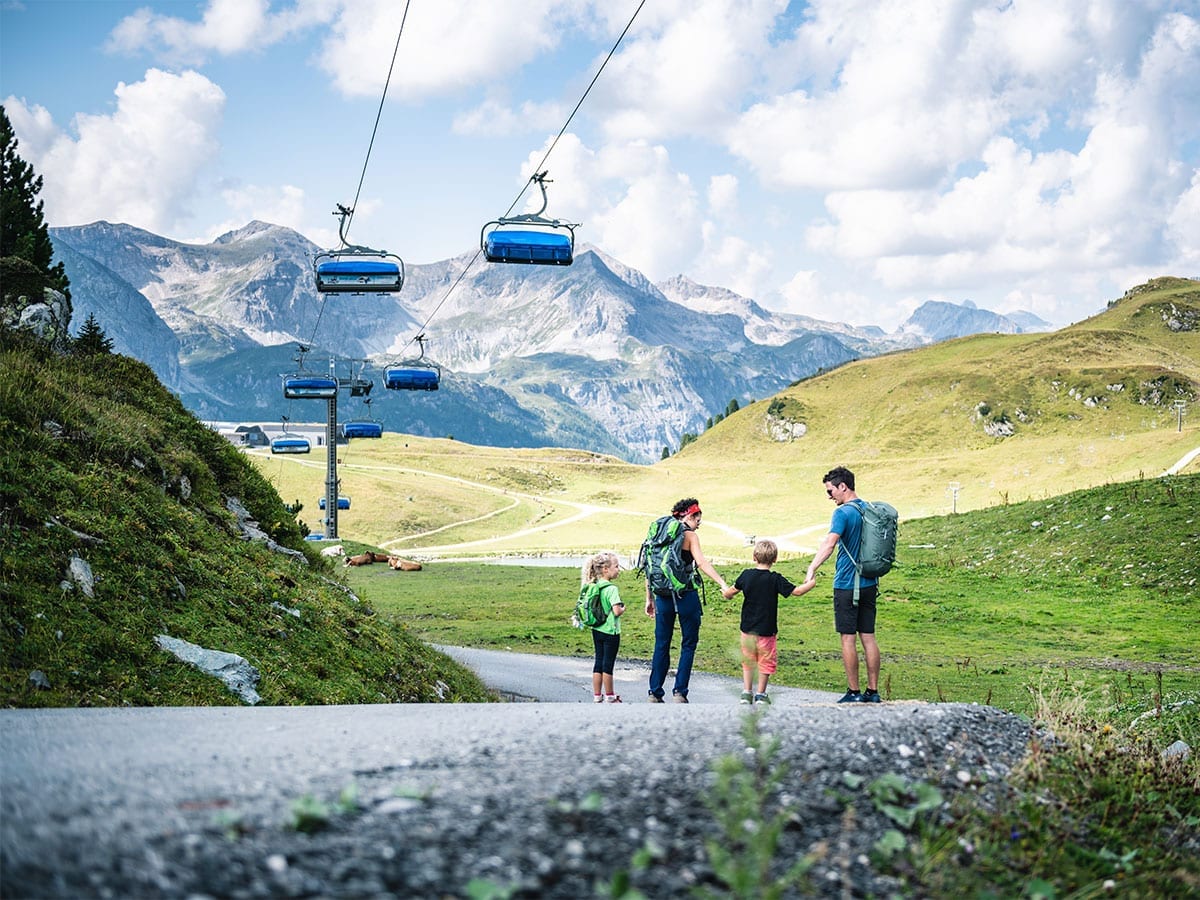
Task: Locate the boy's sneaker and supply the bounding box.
[838,689,862,703]
[739,691,753,705]
[860,689,882,703]
[753,693,770,705]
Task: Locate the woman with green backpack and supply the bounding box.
[580,551,626,703]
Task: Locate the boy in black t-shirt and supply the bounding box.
[723,539,816,705]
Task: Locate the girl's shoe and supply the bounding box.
[593,694,604,703]
[606,694,622,703]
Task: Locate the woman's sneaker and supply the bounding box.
[672,692,689,703]
[739,691,753,705]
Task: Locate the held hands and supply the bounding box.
[721,585,738,600]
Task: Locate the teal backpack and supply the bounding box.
[572,582,609,629]
[844,499,899,600]
[636,515,698,596]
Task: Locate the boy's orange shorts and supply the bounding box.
[739,632,778,674]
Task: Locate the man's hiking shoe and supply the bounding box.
[838,690,862,703]
[672,692,689,704]
[606,695,622,703]
[860,690,882,703]
[739,691,753,705]
[647,693,664,703]
[753,693,770,705]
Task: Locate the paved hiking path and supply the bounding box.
[1,649,1032,898]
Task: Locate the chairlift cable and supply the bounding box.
[342,0,413,246]
[397,0,647,358]
[304,1,411,351]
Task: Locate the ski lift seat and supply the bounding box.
[385,366,440,391]
[314,254,404,293]
[271,436,311,454]
[343,421,383,439]
[283,375,338,400]
[484,228,574,265]
[318,496,352,510]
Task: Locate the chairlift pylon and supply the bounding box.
[481,171,578,266]
[314,204,404,293]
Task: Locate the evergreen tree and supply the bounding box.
[661,446,670,460]
[1,106,69,298]
[725,398,740,416]
[73,313,114,355]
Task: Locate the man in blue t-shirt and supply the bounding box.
[805,466,882,703]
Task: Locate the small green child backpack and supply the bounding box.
[572,582,608,629]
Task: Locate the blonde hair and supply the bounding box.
[582,551,620,586]
[752,539,778,566]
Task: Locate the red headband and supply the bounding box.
[677,503,702,518]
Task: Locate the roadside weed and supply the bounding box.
[695,711,814,899]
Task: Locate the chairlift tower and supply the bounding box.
[1174,399,1187,433]
[325,358,340,540]
[948,481,962,514]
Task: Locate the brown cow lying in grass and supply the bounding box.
[344,551,421,571]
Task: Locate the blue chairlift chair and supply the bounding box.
[282,374,339,400]
[271,435,311,454]
[318,496,352,510]
[481,171,578,266]
[313,203,405,293]
[385,333,441,391]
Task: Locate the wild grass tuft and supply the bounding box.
[894,681,1200,896]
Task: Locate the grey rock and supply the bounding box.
[27,670,50,690]
[153,634,262,705]
[66,555,95,598]
[1163,739,1191,761]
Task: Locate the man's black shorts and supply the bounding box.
[834,586,877,635]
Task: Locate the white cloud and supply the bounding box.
[451,95,565,137]
[590,142,702,280]
[775,268,885,327]
[107,0,337,64]
[317,0,574,99]
[592,0,783,141]
[5,70,225,233]
[706,175,738,218]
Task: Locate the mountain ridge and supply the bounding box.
[53,220,1064,462]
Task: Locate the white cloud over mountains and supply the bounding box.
[4,0,1196,329]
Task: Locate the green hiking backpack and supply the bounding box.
[844,499,900,600]
[636,515,698,596]
[572,582,609,629]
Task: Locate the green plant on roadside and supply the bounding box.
[695,711,815,899]
[287,793,332,834]
[892,683,1200,896]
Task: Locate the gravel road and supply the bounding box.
[1,649,1033,898]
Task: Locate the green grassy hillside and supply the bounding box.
[0,329,491,707]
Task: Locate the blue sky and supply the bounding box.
[3,0,1198,330]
